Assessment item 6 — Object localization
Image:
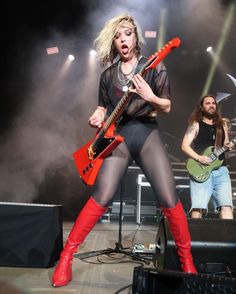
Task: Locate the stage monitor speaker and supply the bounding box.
[154,217,236,274]
[132,266,236,294]
[0,202,63,268]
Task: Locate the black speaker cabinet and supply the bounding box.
[132,266,236,294]
[0,202,63,268]
[154,217,236,274]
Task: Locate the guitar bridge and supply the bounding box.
[82,162,93,175]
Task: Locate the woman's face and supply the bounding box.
[113,21,137,61]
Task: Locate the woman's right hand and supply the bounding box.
[88,107,106,128]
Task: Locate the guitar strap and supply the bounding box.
[215,125,223,150]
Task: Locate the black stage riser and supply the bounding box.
[0,202,63,268]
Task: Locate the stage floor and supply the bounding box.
[0,221,158,294]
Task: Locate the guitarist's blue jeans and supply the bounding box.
[190,166,233,212]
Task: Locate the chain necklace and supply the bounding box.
[117,58,139,92]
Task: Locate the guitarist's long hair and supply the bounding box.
[94,13,145,66]
[189,94,224,149]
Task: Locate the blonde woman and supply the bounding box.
[52,13,197,287]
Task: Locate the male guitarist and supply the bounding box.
[52,13,197,287]
[182,94,235,219]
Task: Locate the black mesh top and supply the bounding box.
[98,56,171,121]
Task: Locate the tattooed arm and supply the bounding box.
[181,122,211,164]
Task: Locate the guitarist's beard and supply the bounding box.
[202,110,217,120]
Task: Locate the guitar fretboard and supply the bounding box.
[209,137,236,160]
[208,146,227,162]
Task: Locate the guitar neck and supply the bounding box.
[213,146,228,157]
[213,137,236,158]
[103,57,153,133]
[103,90,132,133]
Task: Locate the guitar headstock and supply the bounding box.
[144,37,181,72]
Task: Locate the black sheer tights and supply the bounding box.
[92,129,178,208]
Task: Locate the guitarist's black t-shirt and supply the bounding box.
[193,121,226,164]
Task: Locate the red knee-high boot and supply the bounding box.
[161,200,197,273]
[52,196,107,287]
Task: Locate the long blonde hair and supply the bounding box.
[94,13,145,66]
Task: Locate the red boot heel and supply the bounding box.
[161,200,197,274]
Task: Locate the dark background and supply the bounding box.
[0,0,236,219]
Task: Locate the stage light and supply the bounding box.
[89,49,97,68]
[46,46,59,55]
[68,55,75,61]
[201,1,236,96]
[206,46,212,52]
[227,74,236,88]
[89,49,97,56]
[145,31,157,38]
[216,92,231,103]
[157,7,167,50]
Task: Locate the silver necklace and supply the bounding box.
[117,59,139,92]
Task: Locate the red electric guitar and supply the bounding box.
[73,37,181,185]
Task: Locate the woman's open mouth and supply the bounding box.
[121,44,129,54]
